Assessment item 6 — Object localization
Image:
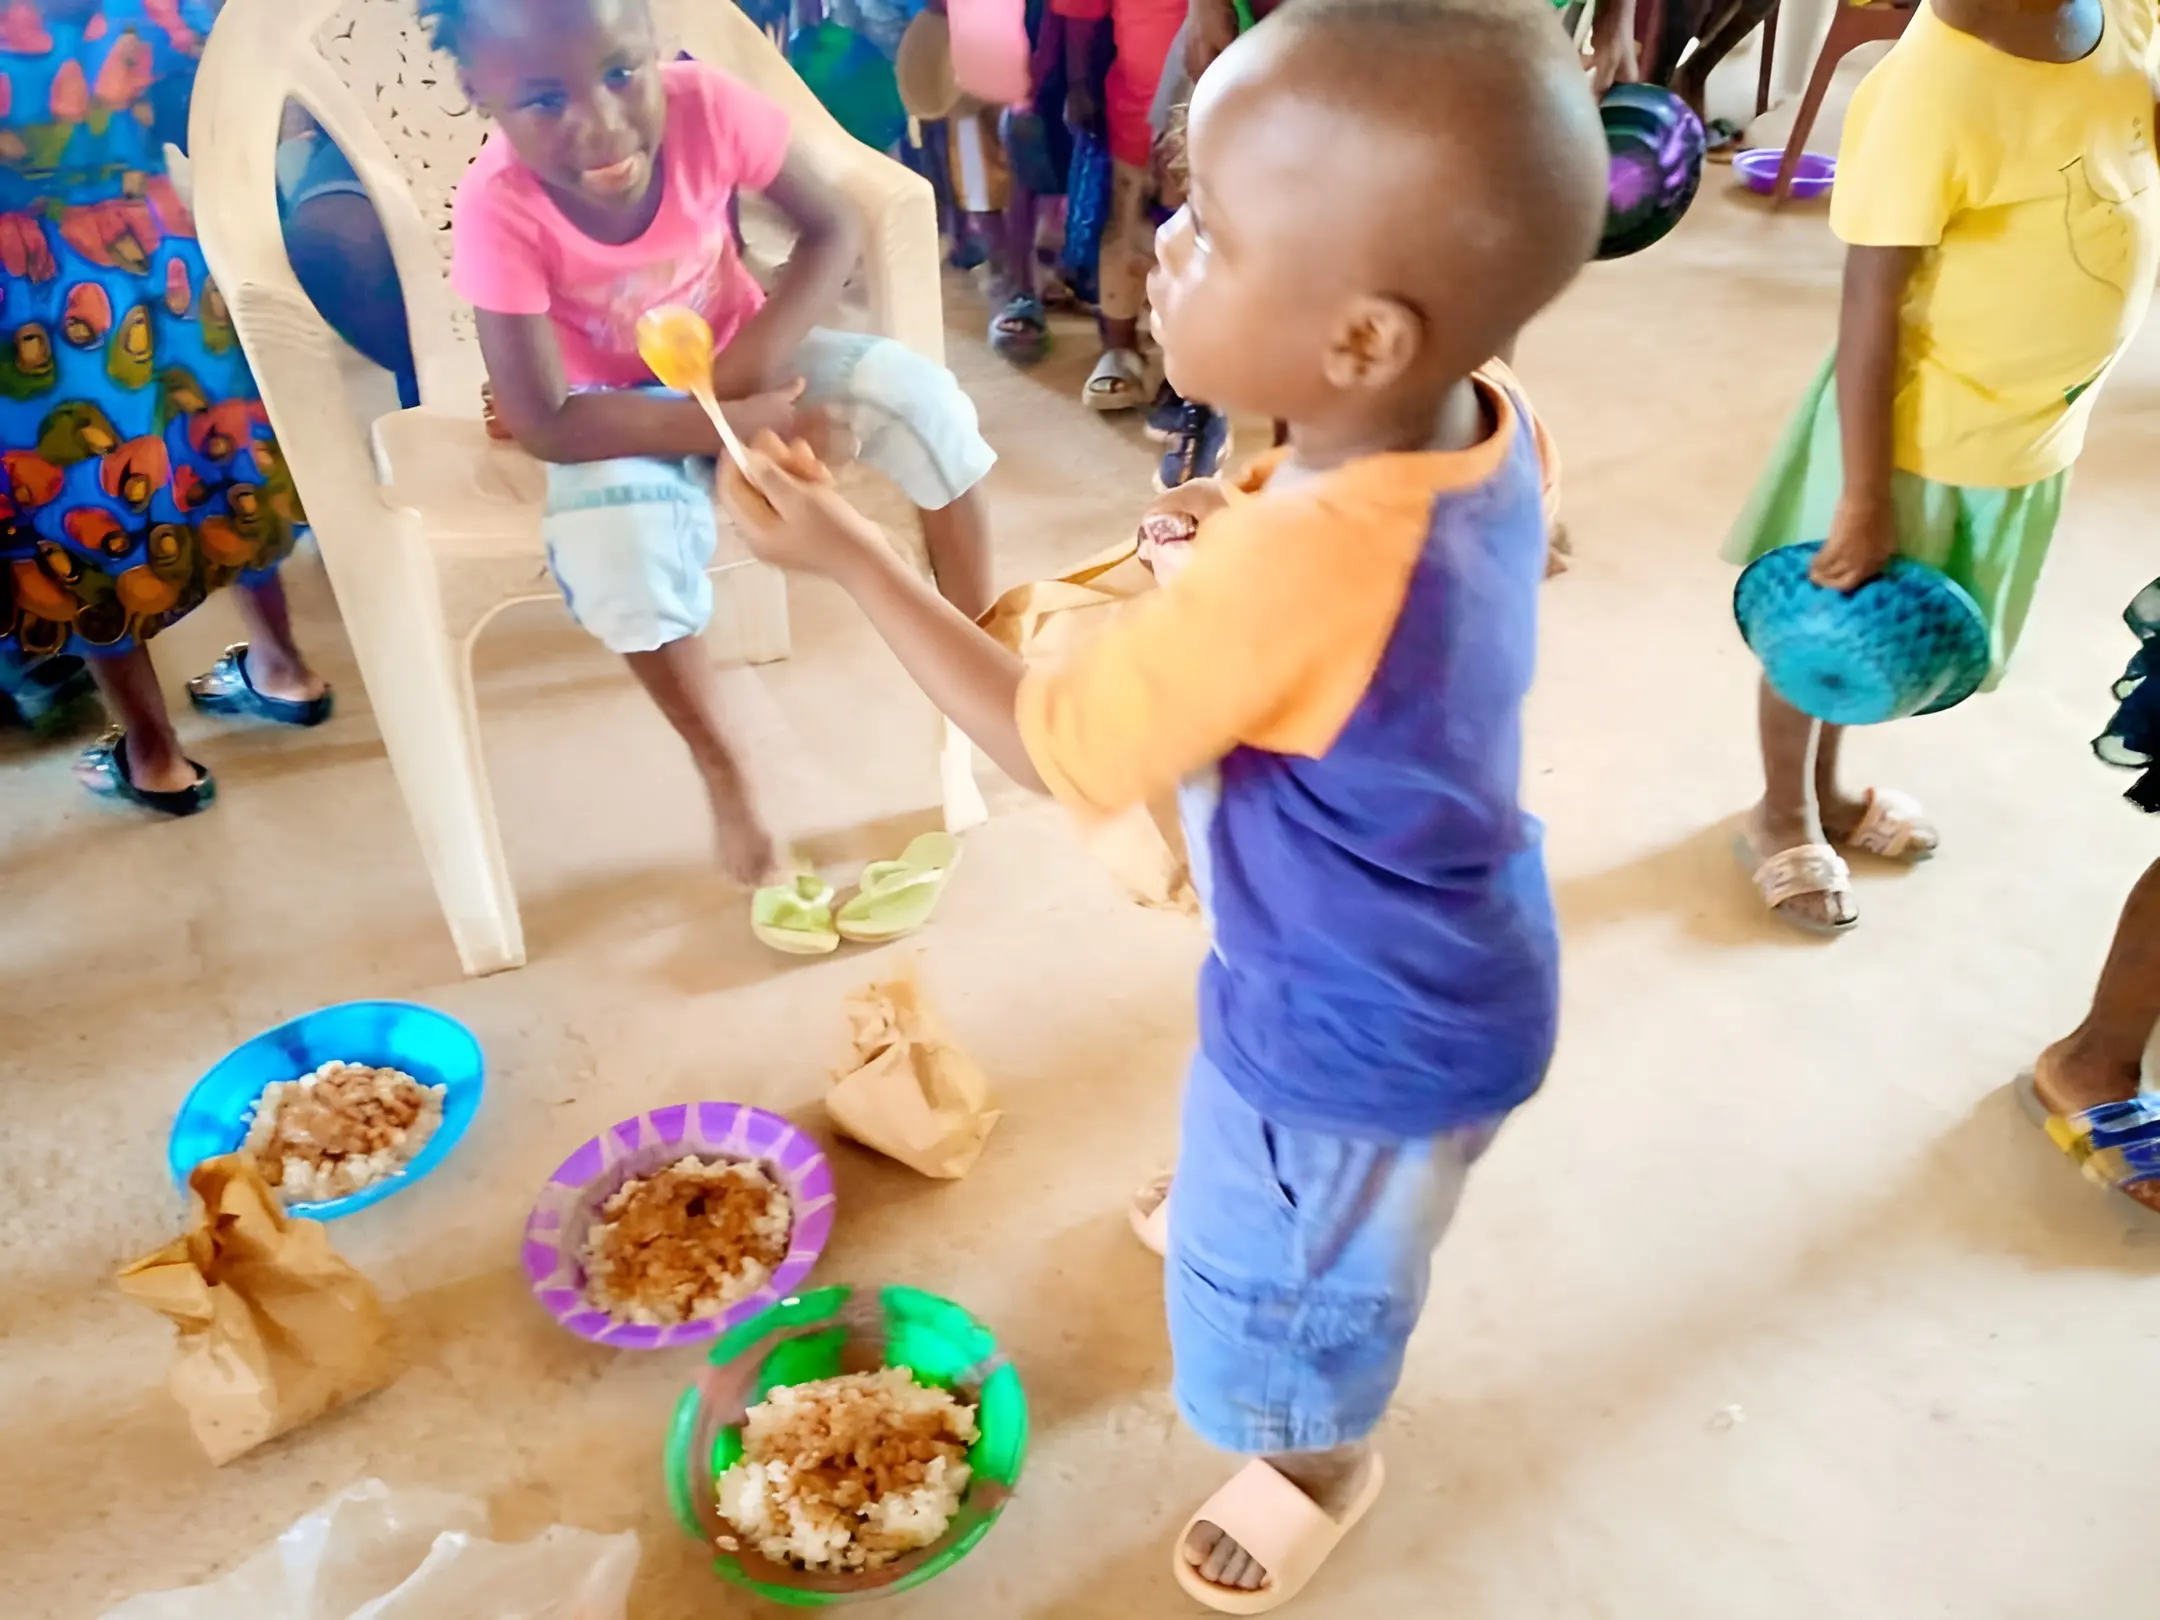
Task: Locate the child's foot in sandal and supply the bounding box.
[1178,1446,1386,1612]
[835,831,960,943]
[1083,347,1148,412]
[752,872,840,955]
[2023,1039,2160,1216]
[1822,786,1940,862]
[1737,806,1856,934]
[989,294,1049,365]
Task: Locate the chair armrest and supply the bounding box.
[673,1,945,363]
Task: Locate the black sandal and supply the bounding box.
[77,728,216,817]
[186,643,334,727]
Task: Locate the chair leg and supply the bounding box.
[357,616,526,976]
[1772,12,1854,208]
[1756,0,1778,117]
[712,561,792,667]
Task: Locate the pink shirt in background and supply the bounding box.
[450,61,791,389]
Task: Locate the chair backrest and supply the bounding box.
[189,0,895,415]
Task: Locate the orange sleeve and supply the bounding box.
[1479,358,1560,527]
[1015,493,1426,818]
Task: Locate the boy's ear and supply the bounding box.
[1320,295,1422,393]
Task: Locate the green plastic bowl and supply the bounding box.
[665,1284,1028,1607]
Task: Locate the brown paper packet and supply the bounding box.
[829,962,1000,1179]
[978,540,1198,916]
[115,1155,398,1465]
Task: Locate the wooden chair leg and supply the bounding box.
[1756,0,1778,117]
[1772,12,1854,208]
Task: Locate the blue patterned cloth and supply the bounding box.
[0,0,301,659]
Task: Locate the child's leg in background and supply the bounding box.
[789,331,1000,618]
[1084,160,1155,409]
[1750,679,1854,931]
[1165,1053,1502,1593]
[542,456,776,884]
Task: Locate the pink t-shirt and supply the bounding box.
[450,61,790,389]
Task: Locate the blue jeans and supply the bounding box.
[1166,1052,1504,1455]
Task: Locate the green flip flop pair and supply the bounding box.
[750,833,961,956]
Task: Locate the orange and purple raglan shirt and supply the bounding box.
[1017,366,1560,1138]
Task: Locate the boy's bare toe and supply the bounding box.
[1184,1521,1267,1591]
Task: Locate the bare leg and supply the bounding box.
[233,574,328,704]
[919,486,994,622]
[1744,677,1855,928]
[2036,859,2160,1213]
[78,645,196,793]
[1810,714,1940,856]
[623,637,778,887]
[1672,0,1779,116]
[1183,1439,1377,1593]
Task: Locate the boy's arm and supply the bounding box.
[1814,245,1919,590]
[710,148,863,400]
[722,440,1414,817]
[474,309,801,465]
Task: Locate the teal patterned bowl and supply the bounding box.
[1735,541,1991,725]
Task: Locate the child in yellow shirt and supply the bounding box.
[1728,0,2160,933]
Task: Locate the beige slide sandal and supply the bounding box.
[1840,787,1939,862]
[1174,1455,1388,1614]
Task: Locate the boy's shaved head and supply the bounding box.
[1149,0,1606,432]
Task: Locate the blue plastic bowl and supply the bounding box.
[1734,542,1991,726]
[168,1000,485,1219]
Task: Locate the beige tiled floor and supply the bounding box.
[7,143,2160,1617]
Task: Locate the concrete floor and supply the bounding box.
[8,156,2160,1619]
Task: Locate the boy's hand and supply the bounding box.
[1811,491,1898,592]
[720,431,879,577]
[1136,476,1229,583]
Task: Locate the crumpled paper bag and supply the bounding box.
[114,1155,397,1465]
[828,963,1001,1179]
[98,1479,639,1619]
[979,538,1198,915]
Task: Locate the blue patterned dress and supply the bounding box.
[0,0,300,661]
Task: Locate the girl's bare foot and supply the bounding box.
[702,764,780,888]
[2033,1035,2160,1211]
[1743,801,1856,930]
[1183,1442,1377,1594]
[241,641,329,705]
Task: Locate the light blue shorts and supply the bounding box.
[1167,1052,1504,1455]
[542,329,995,654]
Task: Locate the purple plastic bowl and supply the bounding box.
[523,1102,836,1350]
[1735,148,1835,200]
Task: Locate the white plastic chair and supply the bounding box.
[186,0,987,977]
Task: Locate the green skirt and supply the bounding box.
[1722,353,2067,689]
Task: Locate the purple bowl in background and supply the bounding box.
[523,1101,836,1350]
[1735,148,1836,200]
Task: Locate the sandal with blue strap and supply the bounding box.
[2015,1058,2160,1226]
[186,643,334,728]
[76,727,216,817]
